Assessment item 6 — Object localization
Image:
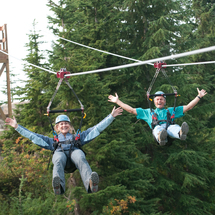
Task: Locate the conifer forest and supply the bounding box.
[1,0,215,214]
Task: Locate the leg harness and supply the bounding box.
[52,134,86,173]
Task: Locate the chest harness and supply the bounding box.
[46,68,86,173]
[146,61,179,131]
[151,109,175,130]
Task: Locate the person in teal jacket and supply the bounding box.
[5,106,123,195]
[108,88,207,145]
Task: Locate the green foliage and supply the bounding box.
[14,20,55,133]
[1,0,215,214]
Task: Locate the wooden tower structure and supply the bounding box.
[0,24,12,120]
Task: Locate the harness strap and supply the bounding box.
[46,68,86,172]
[64,79,84,108]
[78,111,85,133]
[160,69,177,93]
[47,115,59,170]
[46,68,84,115]
[47,78,63,113]
[47,115,58,138]
[46,69,85,142]
[52,135,86,156]
[147,68,160,95]
[151,109,175,130]
[146,62,178,118]
[147,62,177,95]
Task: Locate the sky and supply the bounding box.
[0,0,56,103]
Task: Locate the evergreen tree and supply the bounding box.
[1,0,215,214]
[0,68,17,104]
[15,20,55,133]
[46,0,202,214]
[0,21,57,213]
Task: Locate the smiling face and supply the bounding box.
[56,121,71,135]
[154,96,166,109]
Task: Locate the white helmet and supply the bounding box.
[154,91,166,98]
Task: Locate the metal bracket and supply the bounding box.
[154,61,167,69]
[56,68,70,79]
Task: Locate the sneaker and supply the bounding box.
[158,129,167,146]
[52,176,61,195]
[89,172,99,193]
[179,122,189,140]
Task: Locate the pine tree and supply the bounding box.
[46,0,198,214]
[0,21,57,213]
[0,69,17,104]
[15,20,55,133]
[1,0,215,214]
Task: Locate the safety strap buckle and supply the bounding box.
[152,113,157,120]
[171,111,175,119]
[54,135,59,142]
[75,133,80,141]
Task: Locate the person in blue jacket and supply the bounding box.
[108,88,207,145]
[5,106,123,195]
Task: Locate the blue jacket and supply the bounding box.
[15,114,115,152]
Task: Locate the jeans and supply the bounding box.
[52,149,92,193]
[153,123,181,142]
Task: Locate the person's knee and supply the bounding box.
[55,157,64,164]
[72,152,87,167]
[53,153,66,165]
[76,154,87,165]
[153,126,162,137]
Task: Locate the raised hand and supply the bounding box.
[5,116,18,129]
[108,93,119,104]
[197,88,207,98]
[111,106,123,117]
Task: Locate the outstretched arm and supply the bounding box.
[80,106,123,144]
[5,116,18,129]
[5,117,52,149]
[183,88,207,113]
[108,93,137,115]
[111,106,123,117]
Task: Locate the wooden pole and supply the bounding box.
[6,62,12,117]
[0,24,12,119]
[4,24,12,117]
[0,107,6,120]
[0,63,6,77]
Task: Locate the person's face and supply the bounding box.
[56,121,71,135]
[154,96,166,109]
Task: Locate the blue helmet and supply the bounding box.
[55,115,71,124]
[154,91,166,98]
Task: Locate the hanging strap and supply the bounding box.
[147,62,179,125]
[46,68,85,133]
[160,69,177,94]
[46,115,59,170]
[47,78,64,113]
[64,79,83,108]
[47,115,58,139]
[46,68,84,114]
[147,61,177,96]
[46,68,85,170]
[147,68,160,96]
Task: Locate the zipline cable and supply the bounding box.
[43,31,154,66]
[65,45,215,77]
[163,61,215,67]
[0,50,56,74]
[1,45,215,77]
